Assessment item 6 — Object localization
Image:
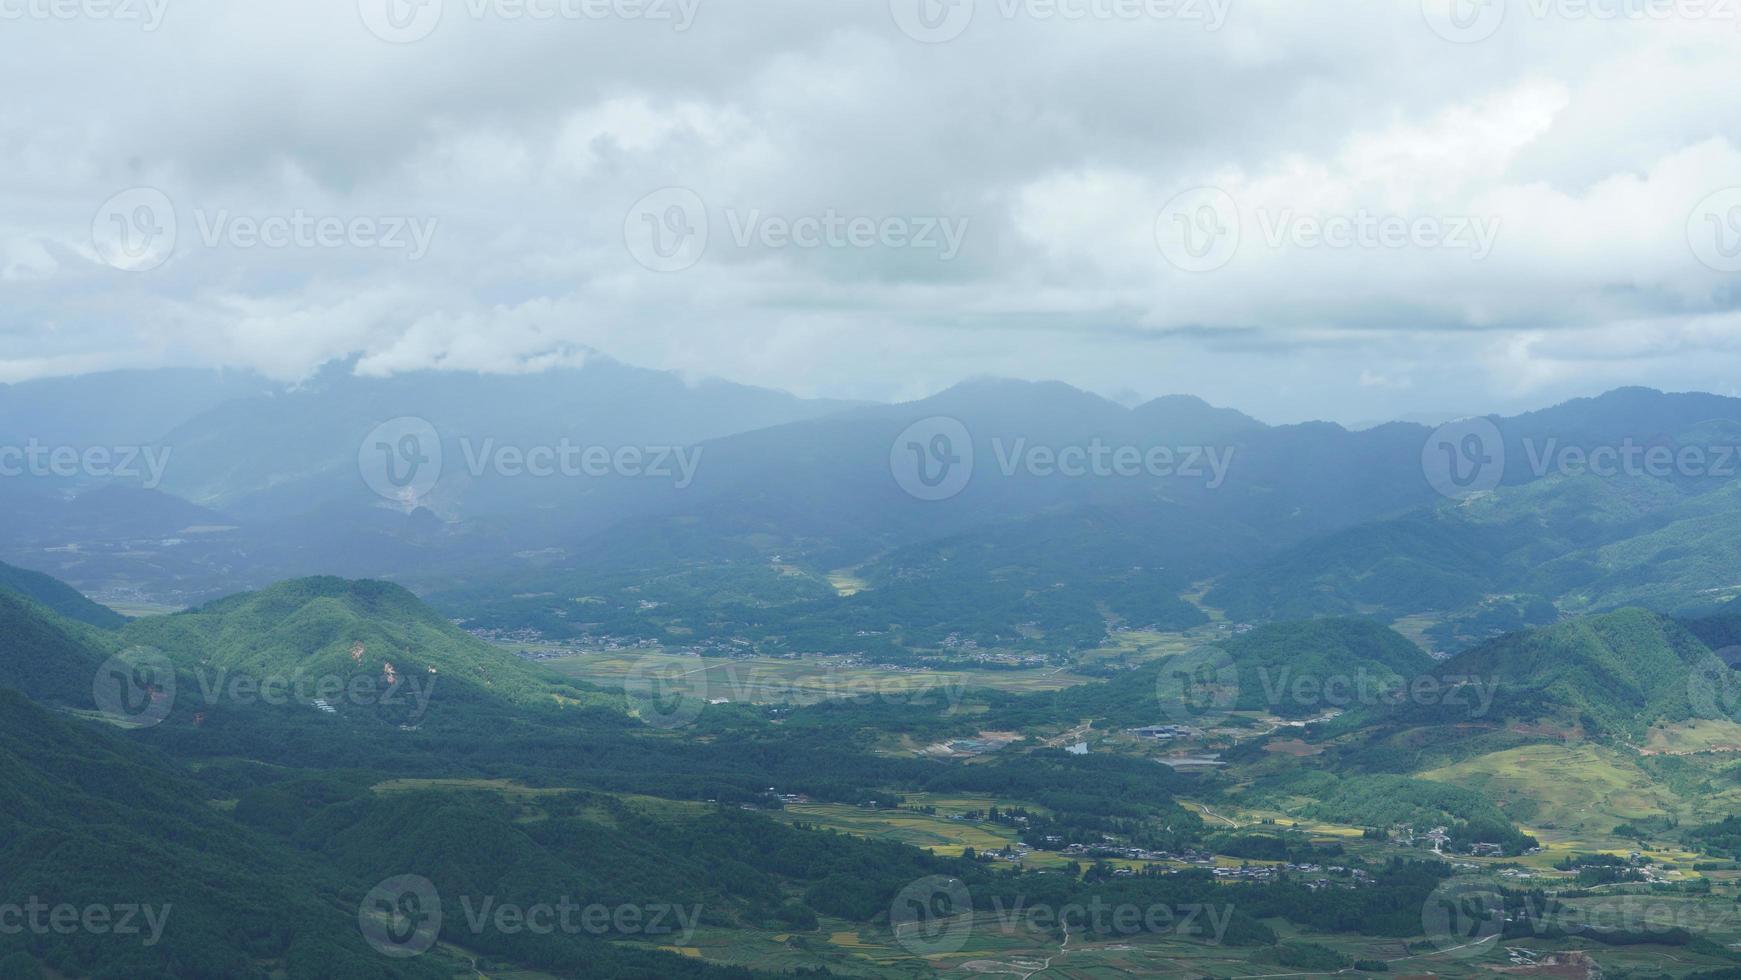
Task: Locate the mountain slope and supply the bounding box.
[121,577,571,711]
[0,560,125,628]
[1216,618,1437,717]
[1431,608,1722,740]
[0,688,448,978]
[155,356,863,520]
[0,589,114,706]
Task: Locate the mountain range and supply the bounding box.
[8,360,1741,661]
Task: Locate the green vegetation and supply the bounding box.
[0,560,126,628]
[1436,608,1720,740]
[0,589,114,707]
[16,566,1741,977]
[0,689,449,979]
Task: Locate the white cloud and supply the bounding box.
[2,0,1740,423]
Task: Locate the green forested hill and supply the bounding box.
[0,560,125,629]
[1205,473,1686,636]
[1216,618,1434,717]
[120,577,572,708]
[0,689,448,979]
[0,589,114,707]
[1432,608,1722,739]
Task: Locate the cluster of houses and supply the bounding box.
[1211,864,1374,888]
[1060,843,1184,862]
[1131,724,1198,741]
[1389,824,1519,858]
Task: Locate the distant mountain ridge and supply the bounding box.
[9,361,1741,659]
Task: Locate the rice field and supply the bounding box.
[542,649,1094,705]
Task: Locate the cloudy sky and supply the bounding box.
[2,0,1739,424]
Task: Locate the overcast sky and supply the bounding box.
[2,0,1739,424]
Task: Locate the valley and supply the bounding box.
[12,381,1741,979]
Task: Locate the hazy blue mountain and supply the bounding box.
[0,368,273,449]
[17,366,1741,659]
[154,355,865,520]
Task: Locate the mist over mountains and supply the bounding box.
[6,358,1741,659]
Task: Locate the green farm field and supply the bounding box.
[539,648,1095,703]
